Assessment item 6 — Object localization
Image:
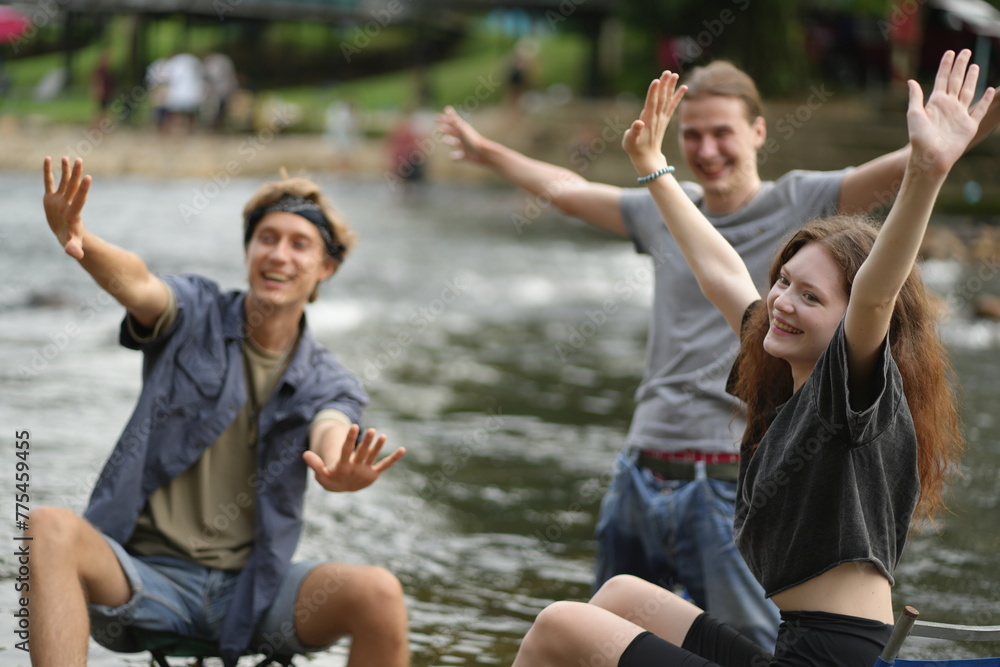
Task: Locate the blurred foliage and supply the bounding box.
[613,0,805,96]
[0,16,588,130]
[8,0,1000,124]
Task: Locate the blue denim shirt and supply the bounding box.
[84,274,367,665]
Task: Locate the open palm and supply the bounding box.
[622,70,687,176]
[907,50,996,175]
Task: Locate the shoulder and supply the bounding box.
[809,319,905,444]
[164,274,223,302]
[772,168,850,199]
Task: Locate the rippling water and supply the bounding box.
[0,170,997,665]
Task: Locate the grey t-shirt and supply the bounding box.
[620,169,846,453]
[732,317,919,597]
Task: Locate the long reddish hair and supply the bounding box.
[732,216,963,524]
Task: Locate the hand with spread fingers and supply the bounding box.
[437,105,491,165]
[622,70,688,178]
[906,49,997,177]
[42,156,92,260]
[304,424,406,493]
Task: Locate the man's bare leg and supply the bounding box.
[27,507,131,667]
[293,563,409,667]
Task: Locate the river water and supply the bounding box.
[0,170,997,665]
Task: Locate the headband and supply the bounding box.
[244,194,346,261]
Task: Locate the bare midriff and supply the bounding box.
[771,561,894,624]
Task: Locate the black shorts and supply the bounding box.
[619,610,892,667]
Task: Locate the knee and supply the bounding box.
[26,506,84,555]
[310,564,405,617]
[591,575,680,621]
[356,566,405,611]
[529,600,579,639]
[519,601,581,658]
[591,574,648,609]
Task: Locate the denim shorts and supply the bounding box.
[594,450,779,649]
[89,535,330,656]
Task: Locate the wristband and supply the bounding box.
[637,165,675,184]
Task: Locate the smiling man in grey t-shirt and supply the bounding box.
[437,60,999,647]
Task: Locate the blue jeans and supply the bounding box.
[594,450,779,648]
[89,536,330,656]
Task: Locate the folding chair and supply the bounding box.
[876,605,1000,666]
[114,628,297,667]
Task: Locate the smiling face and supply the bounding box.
[245,211,336,312]
[763,242,849,387]
[677,95,765,213]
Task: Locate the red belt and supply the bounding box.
[638,449,740,465]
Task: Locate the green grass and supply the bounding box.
[0,18,590,131]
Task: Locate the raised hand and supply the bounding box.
[42,156,91,260]
[437,106,489,164]
[622,70,687,177]
[303,424,405,493]
[907,50,996,177]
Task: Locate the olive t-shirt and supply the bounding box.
[126,289,351,570]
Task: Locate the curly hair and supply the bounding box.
[732,215,964,525]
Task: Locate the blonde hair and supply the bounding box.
[243,174,357,302]
[243,175,357,259]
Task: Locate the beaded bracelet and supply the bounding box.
[637,165,675,184]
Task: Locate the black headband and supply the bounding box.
[244,194,346,261]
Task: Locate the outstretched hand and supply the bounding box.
[42,156,91,260]
[303,424,405,493]
[42,156,92,260]
[437,106,489,164]
[622,70,687,177]
[907,50,997,176]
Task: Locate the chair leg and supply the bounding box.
[251,655,295,667]
[880,606,920,663]
[149,649,172,667]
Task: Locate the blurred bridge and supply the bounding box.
[45,0,620,94]
[57,0,615,21]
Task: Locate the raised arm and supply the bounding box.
[43,156,170,328]
[621,72,761,334]
[436,106,626,235]
[844,51,996,388]
[839,49,1000,214]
